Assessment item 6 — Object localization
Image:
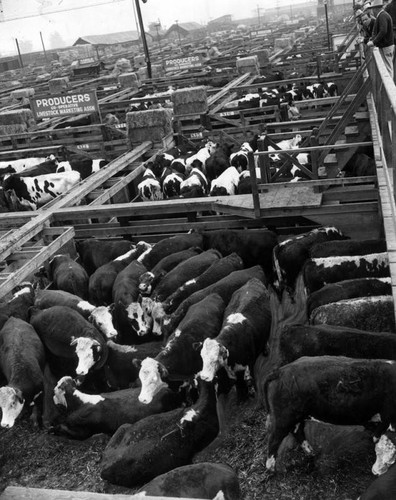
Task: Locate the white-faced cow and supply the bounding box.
[0,317,45,428]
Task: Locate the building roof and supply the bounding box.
[73,31,152,46]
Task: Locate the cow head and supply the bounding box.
[139,271,156,296]
[138,357,169,404]
[71,337,102,376]
[89,305,117,340]
[141,296,154,333]
[372,433,396,475]
[125,298,149,336]
[0,386,25,428]
[199,338,228,381]
[53,376,76,408]
[151,301,166,336]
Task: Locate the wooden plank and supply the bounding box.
[0,486,206,500]
[0,227,74,299]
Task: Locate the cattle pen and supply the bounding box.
[1,13,396,500]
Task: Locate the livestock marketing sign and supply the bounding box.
[30,91,99,119]
[165,55,202,72]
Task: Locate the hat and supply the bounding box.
[366,0,382,8]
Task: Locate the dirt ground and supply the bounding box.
[0,390,375,500]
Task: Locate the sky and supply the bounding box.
[0,0,310,56]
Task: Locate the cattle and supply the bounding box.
[112,260,148,342]
[0,317,45,428]
[324,82,338,97]
[237,169,262,194]
[138,293,225,404]
[209,166,240,196]
[105,339,163,390]
[30,305,108,379]
[0,156,51,177]
[88,242,150,306]
[306,277,392,316]
[359,461,396,499]
[372,432,396,476]
[161,169,186,198]
[230,142,253,171]
[75,239,132,276]
[150,152,176,178]
[34,289,117,340]
[139,247,202,297]
[343,152,376,178]
[306,82,327,98]
[310,295,395,332]
[162,265,266,339]
[47,254,89,300]
[185,141,217,171]
[303,252,390,294]
[142,249,222,336]
[272,226,347,294]
[205,143,234,182]
[264,356,396,472]
[137,463,241,500]
[56,158,108,180]
[51,376,182,439]
[12,157,58,178]
[200,279,271,428]
[268,134,302,163]
[101,376,219,487]
[137,166,163,201]
[309,238,387,258]
[179,163,209,198]
[164,252,244,315]
[0,283,35,330]
[137,232,203,271]
[202,229,278,278]
[2,171,81,210]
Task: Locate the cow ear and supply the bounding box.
[70,336,77,346]
[15,388,24,405]
[158,364,169,379]
[132,358,142,369]
[192,341,203,351]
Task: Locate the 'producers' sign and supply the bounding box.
[165,55,202,72]
[30,91,99,119]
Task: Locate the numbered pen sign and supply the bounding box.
[165,55,202,72]
[30,91,99,119]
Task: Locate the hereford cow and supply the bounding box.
[2,171,81,210]
[303,252,390,294]
[264,356,396,472]
[0,317,45,428]
[138,293,225,404]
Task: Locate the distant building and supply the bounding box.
[72,31,154,59]
[164,22,206,41]
[208,14,233,32]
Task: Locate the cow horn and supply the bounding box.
[70,336,78,346]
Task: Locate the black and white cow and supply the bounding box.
[303,252,390,294]
[47,254,89,300]
[52,376,182,439]
[179,162,209,198]
[138,293,225,404]
[88,242,151,306]
[141,249,222,336]
[0,156,52,177]
[205,143,234,183]
[264,356,396,472]
[137,165,163,201]
[209,166,240,196]
[230,142,253,172]
[138,247,202,297]
[0,317,45,428]
[34,289,117,340]
[272,226,347,293]
[306,277,392,316]
[185,141,217,171]
[2,171,81,210]
[56,158,108,180]
[161,168,186,199]
[12,156,58,178]
[30,305,108,379]
[75,239,132,276]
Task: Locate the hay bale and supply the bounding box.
[0,109,35,135]
[236,56,259,75]
[254,49,270,66]
[172,86,207,115]
[117,72,139,89]
[48,77,69,93]
[10,88,35,100]
[274,37,293,50]
[134,55,146,68]
[126,108,173,147]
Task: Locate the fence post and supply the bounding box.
[247,151,261,218]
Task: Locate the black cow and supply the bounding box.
[264,356,396,472]
[48,254,89,300]
[205,143,234,182]
[75,239,132,276]
[309,238,387,258]
[0,317,45,428]
[0,283,35,330]
[359,462,396,499]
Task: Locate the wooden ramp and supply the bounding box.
[0,486,207,500]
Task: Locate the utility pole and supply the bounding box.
[324,0,331,51]
[15,38,23,68]
[40,31,48,63]
[134,0,152,78]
